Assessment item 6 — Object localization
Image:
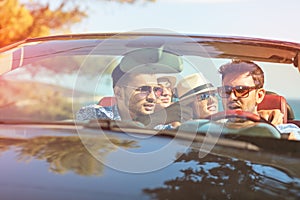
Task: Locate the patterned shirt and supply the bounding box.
[76,104,121,121]
[76,104,174,130]
[276,123,300,140]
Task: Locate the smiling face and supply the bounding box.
[191,91,219,119]
[221,71,265,114]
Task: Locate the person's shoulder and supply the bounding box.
[76,104,114,121]
[79,104,101,109]
[276,123,300,133]
[276,123,300,140]
[76,104,99,121]
[77,104,107,114]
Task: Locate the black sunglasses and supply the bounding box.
[217,85,258,98]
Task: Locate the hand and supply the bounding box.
[258,109,284,126]
[170,121,181,129]
[288,132,300,140]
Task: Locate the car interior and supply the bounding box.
[257,92,288,123]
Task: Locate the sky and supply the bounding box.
[72,0,300,43]
[20,0,300,98]
[69,0,300,99]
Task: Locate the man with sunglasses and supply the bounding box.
[218,60,266,121]
[76,64,164,124]
[218,60,300,140]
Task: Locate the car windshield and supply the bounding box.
[0,33,300,141]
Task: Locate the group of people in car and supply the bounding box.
[76,58,300,140]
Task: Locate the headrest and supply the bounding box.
[258,93,288,123]
[98,97,116,107]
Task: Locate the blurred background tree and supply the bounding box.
[0,0,155,48]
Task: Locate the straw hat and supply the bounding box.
[177,73,216,101]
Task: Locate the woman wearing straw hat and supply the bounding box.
[176,73,219,120]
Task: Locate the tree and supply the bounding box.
[0,0,155,48]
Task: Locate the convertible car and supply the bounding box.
[0,32,299,199]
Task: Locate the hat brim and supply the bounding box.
[179,85,217,102]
